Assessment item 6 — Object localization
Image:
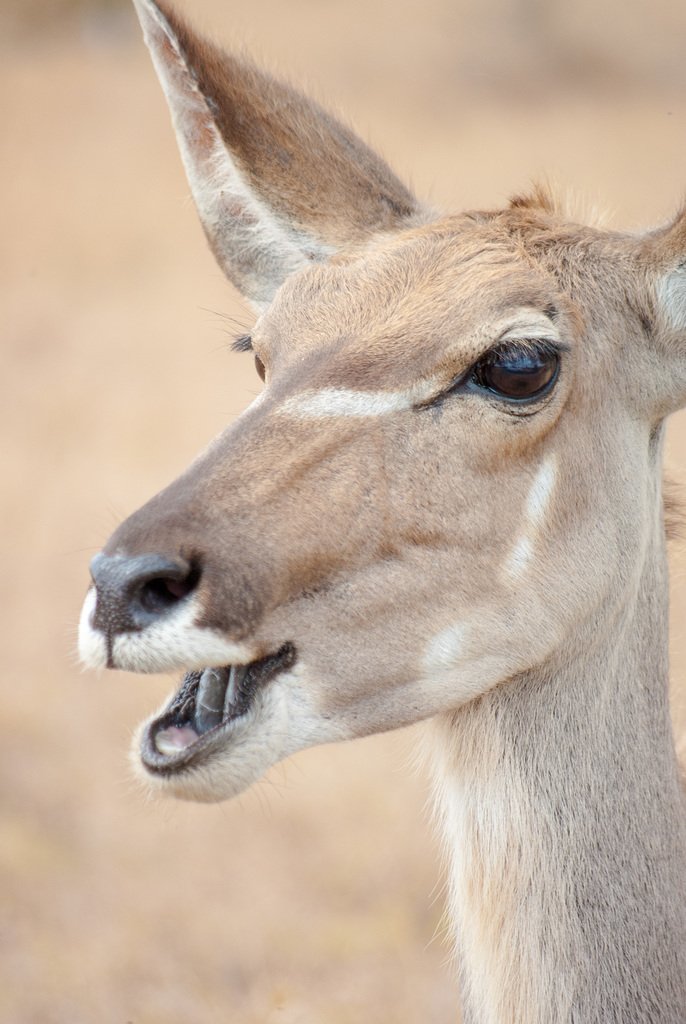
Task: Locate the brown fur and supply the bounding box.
[664,475,685,542]
[156,3,417,249]
[81,3,686,1020]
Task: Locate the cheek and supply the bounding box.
[385,412,557,554]
[388,455,524,568]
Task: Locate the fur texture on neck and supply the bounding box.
[425,542,686,1024]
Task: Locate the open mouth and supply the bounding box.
[140,643,296,774]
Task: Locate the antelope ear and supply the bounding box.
[641,208,686,411]
[132,0,420,310]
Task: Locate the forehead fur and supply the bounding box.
[258,200,622,354]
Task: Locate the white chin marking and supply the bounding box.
[78,591,254,674]
[78,588,108,669]
[110,606,253,674]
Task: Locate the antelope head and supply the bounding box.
[80,0,686,804]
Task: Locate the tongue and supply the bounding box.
[155,724,199,755]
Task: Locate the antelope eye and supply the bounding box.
[472,343,559,400]
[254,354,266,382]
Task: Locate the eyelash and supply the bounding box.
[231,334,266,382]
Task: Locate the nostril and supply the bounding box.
[162,577,194,601]
[89,551,202,633]
[137,570,199,614]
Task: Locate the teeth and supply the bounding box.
[191,663,250,736]
[224,664,248,716]
[194,668,226,734]
[149,647,295,764]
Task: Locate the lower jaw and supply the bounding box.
[138,643,296,777]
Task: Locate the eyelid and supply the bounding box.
[496,311,564,345]
[486,337,569,358]
[499,326,557,342]
[421,336,564,410]
[485,336,571,364]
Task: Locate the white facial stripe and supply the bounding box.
[505,456,557,579]
[423,622,469,676]
[420,619,522,708]
[77,590,255,674]
[525,457,557,527]
[507,536,534,576]
[281,389,413,418]
[280,381,437,419]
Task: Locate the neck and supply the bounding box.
[428,542,686,1024]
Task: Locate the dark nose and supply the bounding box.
[89,552,200,635]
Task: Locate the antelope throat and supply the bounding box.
[140,643,296,774]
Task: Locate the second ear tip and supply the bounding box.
[133,0,171,31]
[132,0,186,66]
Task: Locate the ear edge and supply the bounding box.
[133,0,423,308]
[640,208,686,340]
[163,4,420,240]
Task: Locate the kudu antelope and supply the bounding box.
[79,0,686,1019]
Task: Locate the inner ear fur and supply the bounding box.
[642,209,686,337]
[630,208,686,412]
[134,0,421,307]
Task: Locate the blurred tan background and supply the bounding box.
[4,1,686,1021]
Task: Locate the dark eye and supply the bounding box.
[472,343,559,400]
[254,354,266,382]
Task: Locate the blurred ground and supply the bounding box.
[3,1,686,1021]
